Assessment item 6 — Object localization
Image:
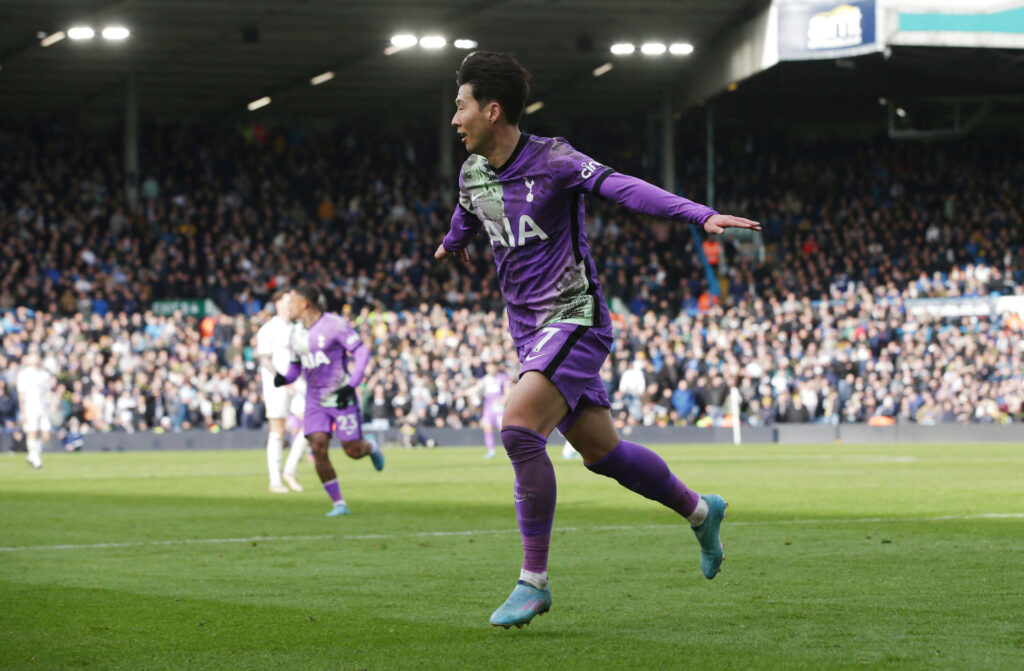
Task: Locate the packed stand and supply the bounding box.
[1,123,1023,444]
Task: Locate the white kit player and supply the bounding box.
[257,289,309,493]
[17,350,52,469]
[284,370,309,489]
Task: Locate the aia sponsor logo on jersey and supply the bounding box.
[300,351,331,369]
[483,214,550,248]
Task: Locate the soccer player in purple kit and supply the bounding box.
[479,362,511,459]
[274,285,385,517]
[435,52,762,628]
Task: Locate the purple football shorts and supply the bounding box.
[304,402,362,443]
[517,322,612,435]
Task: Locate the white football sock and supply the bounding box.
[519,568,548,590]
[27,438,43,466]
[687,496,709,527]
[561,441,577,459]
[266,432,284,486]
[284,433,308,476]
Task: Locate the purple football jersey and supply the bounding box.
[289,312,366,406]
[443,133,716,349]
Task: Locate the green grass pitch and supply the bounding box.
[2,442,1023,670]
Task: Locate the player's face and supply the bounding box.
[286,291,301,315]
[275,294,292,321]
[453,84,496,155]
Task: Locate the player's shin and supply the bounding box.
[322,478,344,505]
[266,432,284,486]
[500,425,556,588]
[585,440,705,523]
[284,434,308,475]
[26,437,43,467]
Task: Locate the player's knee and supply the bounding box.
[310,441,329,460]
[342,441,364,459]
[500,425,548,464]
[500,408,528,432]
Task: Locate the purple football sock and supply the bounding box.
[585,440,699,517]
[323,478,344,504]
[484,427,496,452]
[501,425,557,574]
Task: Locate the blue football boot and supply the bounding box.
[367,435,385,472]
[489,581,552,628]
[692,494,728,579]
[325,502,350,517]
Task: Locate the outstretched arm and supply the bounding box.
[549,140,760,236]
[595,171,761,236]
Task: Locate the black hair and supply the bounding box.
[456,51,531,126]
[292,284,323,309]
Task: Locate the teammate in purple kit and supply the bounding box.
[435,52,761,628]
[274,285,385,517]
[478,362,511,459]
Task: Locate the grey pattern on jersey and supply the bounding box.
[290,321,310,358]
[461,155,506,224]
[544,261,594,326]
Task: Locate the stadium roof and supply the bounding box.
[709,46,1024,128]
[0,0,766,122]
[3,0,1022,131]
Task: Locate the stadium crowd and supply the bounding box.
[1,123,1022,446]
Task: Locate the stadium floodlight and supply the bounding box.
[641,42,667,55]
[101,26,130,40]
[67,26,95,40]
[419,35,446,49]
[390,34,417,48]
[896,107,907,118]
[310,70,334,86]
[453,39,478,49]
[40,31,67,47]
[247,96,271,111]
[525,101,544,115]
[592,62,613,77]
[610,42,635,55]
[385,34,418,55]
[669,42,694,55]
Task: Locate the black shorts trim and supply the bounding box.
[542,325,589,378]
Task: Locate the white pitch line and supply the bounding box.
[1,513,1021,554]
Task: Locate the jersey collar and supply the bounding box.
[489,132,529,175]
